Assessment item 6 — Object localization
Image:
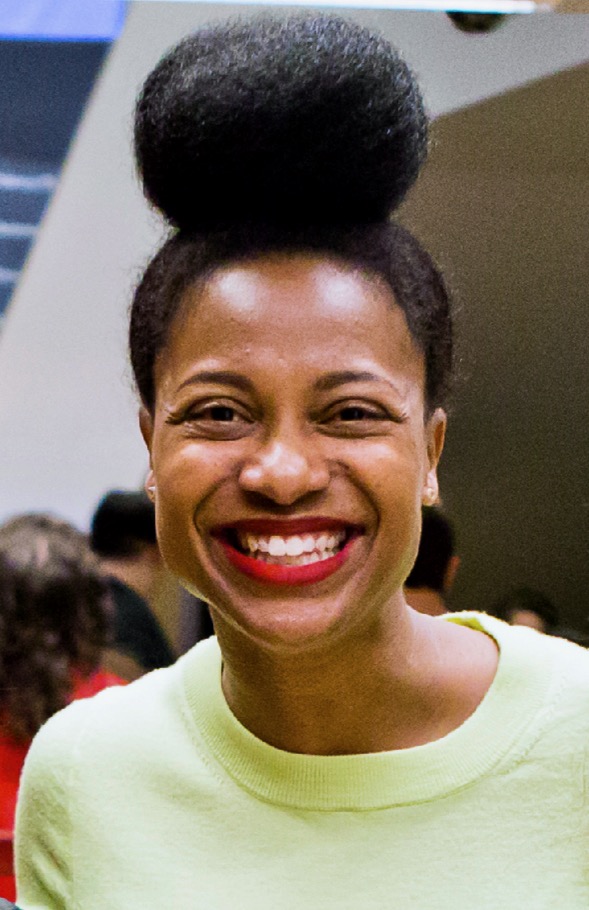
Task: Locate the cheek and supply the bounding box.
[150,439,220,567]
[153,486,195,580]
[152,435,224,503]
[342,434,427,500]
[343,438,425,579]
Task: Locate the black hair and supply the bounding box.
[135,15,427,231]
[405,507,456,593]
[130,14,452,413]
[492,587,559,632]
[90,490,156,559]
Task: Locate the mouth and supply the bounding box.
[213,519,363,586]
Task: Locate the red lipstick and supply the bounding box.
[219,536,356,586]
[212,518,362,586]
[218,517,351,535]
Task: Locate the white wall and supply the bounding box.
[1,1,588,529]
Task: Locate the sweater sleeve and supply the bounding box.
[14,702,87,910]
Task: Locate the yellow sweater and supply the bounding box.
[15,613,589,909]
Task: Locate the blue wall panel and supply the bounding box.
[0,4,125,321]
[0,0,126,41]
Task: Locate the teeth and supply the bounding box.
[261,550,335,566]
[268,536,287,557]
[237,529,347,563]
[285,536,305,557]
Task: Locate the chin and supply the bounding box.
[215,592,358,654]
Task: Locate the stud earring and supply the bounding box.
[423,487,437,506]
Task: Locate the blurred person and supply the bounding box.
[404,507,460,616]
[176,589,214,655]
[90,491,175,679]
[0,514,124,901]
[492,587,589,645]
[492,587,558,634]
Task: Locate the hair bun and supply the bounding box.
[134,15,428,231]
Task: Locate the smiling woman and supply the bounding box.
[142,254,446,652]
[13,13,589,910]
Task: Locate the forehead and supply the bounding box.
[158,253,424,384]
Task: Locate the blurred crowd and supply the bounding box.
[0,491,178,901]
[405,506,587,644]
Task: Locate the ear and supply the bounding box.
[139,405,154,450]
[422,408,447,506]
[139,407,156,501]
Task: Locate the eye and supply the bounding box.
[204,405,239,422]
[166,399,255,439]
[183,402,252,425]
[337,405,383,422]
[329,402,390,423]
[315,400,396,438]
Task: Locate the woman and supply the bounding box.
[0,514,124,901]
[15,15,589,909]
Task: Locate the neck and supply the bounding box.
[217,605,497,756]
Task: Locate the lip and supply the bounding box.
[211,517,364,587]
[218,535,358,586]
[213,517,354,536]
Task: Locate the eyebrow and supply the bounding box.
[314,371,401,394]
[177,371,255,394]
[176,369,401,396]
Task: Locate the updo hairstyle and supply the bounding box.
[130,14,452,414]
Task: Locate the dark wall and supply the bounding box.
[401,63,589,629]
[0,40,109,166]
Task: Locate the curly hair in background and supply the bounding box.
[0,514,112,742]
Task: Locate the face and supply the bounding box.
[141,254,446,651]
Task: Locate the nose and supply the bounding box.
[238,429,330,506]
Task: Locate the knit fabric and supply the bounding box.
[0,670,124,904]
[15,614,589,909]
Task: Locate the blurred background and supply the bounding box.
[0,0,587,643]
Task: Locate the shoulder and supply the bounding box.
[489,614,589,686]
[22,660,182,781]
[22,638,218,777]
[451,611,589,726]
[15,660,187,888]
[448,610,589,670]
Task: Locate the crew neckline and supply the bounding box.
[180,613,554,810]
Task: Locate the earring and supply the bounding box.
[423,487,437,506]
